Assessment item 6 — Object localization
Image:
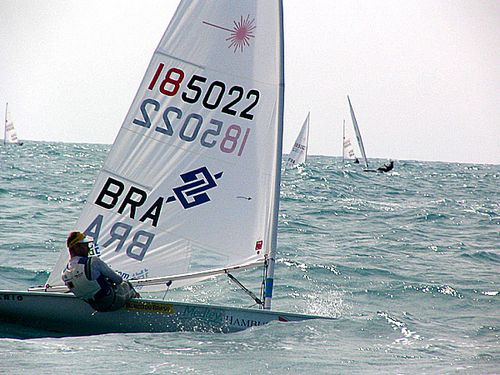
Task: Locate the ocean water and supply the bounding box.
[0,142,498,374]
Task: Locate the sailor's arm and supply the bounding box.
[92,257,123,284]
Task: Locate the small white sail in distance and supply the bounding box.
[46,0,285,298]
[342,118,362,165]
[4,103,22,145]
[342,119,358,163]
[347,95,369,168]
[286,112,310,169]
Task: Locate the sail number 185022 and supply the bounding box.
[147,64,260,121]
[131,64,258,157]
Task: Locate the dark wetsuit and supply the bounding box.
[377,161,394,172]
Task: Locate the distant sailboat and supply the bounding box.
[342,119,359,164]
[286,112,310,169]
[345,97,394,173]
[345,96,368,169]
[4,103,23,146]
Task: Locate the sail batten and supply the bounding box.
[155,51,206,69]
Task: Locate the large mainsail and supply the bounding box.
[347,95,369,168]
[286,112,310,168]
[47,0,284,294]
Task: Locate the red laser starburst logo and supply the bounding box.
[203,15,256,53]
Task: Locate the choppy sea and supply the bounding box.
[0,142,498,374]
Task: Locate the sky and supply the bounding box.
[0,0,499,164]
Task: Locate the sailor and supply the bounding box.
[377,160,394,172]
[62,231,139,312]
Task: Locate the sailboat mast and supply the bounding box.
[263,0,284,310]
[4,102,7,145]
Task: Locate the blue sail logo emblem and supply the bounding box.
[166,167,223,209]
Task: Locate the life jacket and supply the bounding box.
[62,257,101,300]
[88,281,137,312]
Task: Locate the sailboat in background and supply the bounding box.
[4,103,23,146]
[346,96,395,173]
[342,119,358,164]
[286,112,310,169]
[345,95,368,169]
[0,0,332,336]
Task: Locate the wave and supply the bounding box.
[0,265,49,290]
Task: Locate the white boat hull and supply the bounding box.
[0,290,332,336]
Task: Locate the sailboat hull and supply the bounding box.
[0,290,332,336]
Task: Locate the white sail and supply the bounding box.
[4,103,21,145]
[47,0,284,294]
[286,112,310,168]
[347,96,368,168]
[342,120,361,164]
[342,119,357,163]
